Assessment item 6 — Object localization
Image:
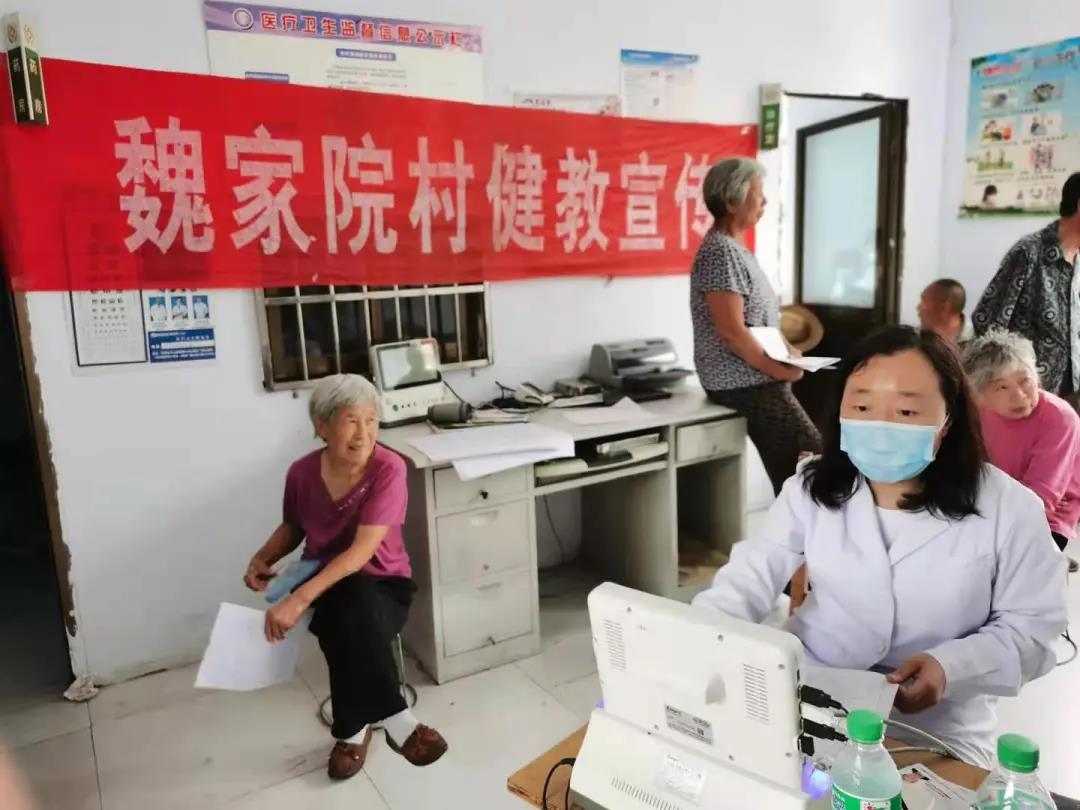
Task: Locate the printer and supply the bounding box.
[588,338,692,400]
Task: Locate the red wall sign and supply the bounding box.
[0,58,756,292]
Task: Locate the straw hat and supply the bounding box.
[780,305,824,353]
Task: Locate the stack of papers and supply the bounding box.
[750,327,840,372]
[410,423,574,480]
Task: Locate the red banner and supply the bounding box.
[0,59,756,292]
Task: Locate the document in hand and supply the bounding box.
[749,326,840,372]
[195,603,311,691]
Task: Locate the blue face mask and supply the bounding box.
[839,418,941,483]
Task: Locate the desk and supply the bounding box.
[379,390,746,684]
[507,726,988,810]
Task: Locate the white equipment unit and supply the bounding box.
[369,338,454,427]
[570,583,811,810]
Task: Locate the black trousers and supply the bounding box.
[706,382,822,495]
[1052,532,1068,552]
[309,573,417,740]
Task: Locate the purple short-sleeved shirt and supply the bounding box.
[283,444,412,579]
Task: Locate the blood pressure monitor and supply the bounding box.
[369,338,454,427]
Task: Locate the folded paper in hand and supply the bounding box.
[750,326,840,372]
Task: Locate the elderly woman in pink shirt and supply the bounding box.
[242,374,448,781]
[963,331,1080,564]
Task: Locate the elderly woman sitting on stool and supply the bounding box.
[243,374,448,780]
[963,330,1080,571]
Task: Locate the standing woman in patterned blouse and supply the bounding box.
[690,157,821,493]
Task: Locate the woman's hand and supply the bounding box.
[888,653,947,713]
[768,361,805,383]
[243,557,276,592]
[265,594,310,642]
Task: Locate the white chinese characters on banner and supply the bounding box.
[323,133,397,255]
[675,154,711,250]
[408,137,474,254]
[555,147,610,252]
[225,125,314,254]
[114,120,718,260]
[115,116,214,253]
[620,151,667,251]
[486,144,547,252]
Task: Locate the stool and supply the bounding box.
[318,633,417,728]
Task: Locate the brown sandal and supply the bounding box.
[385,724,448,767]
[327,727,372,780]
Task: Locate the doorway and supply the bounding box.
[0,290,71,697]
[789,95,907,430]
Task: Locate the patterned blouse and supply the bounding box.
[972,220,1080,394]
[690,228,780,391]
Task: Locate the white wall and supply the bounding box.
[938,0,1074,310]
[22,0,951,682]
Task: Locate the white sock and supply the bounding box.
[344,724,369,744]
[381,708,420,745]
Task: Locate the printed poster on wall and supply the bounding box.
[69,291,147,367]
[961,35,1080,217]
[620,50,699,121]
[203,1,484,103]
[144,290,216,363]
[513,92,621,116]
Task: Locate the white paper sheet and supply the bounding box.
[749,326,840,372]
[194,603,311,692]
[802,664,899,762]
[452,441,574,480]
[560,397,647,426]
[803,664,898,717]
[409,423,572,462]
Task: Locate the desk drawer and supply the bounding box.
[441,570,534,657]
[436,500,531,584]
[433,466,528,511]
[676,419,745,463]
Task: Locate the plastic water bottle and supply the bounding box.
[975,734,1054,809]
[830,710,902,810]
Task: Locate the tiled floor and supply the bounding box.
[6,550,1080,808]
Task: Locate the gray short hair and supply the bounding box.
[703,157,766,220]
[961,329,1039,392]
[309,374,378,431]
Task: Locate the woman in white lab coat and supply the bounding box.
[693,325,1067,767]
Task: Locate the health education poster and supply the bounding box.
[202,1,483,103]
[513,93,622,116]
[961,35,1080,217]
[620,50,699,121]
[144,290,217,363]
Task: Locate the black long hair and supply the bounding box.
[803,325,987,520]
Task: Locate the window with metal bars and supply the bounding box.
[255,283,491,390]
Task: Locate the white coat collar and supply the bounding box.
[851,478,950,566]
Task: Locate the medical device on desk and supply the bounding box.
[588,338,692,401]
[369,338,455,427]
[570,583,816,810]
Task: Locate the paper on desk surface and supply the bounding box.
[899,764,976,809]
[560,396,646,426]
[802,664,898,762]
[749,327,840,372]
[194,603,311,691]
[452,437,575,480]
[409,423,572,462]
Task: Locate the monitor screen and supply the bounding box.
[375,340,441,390]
